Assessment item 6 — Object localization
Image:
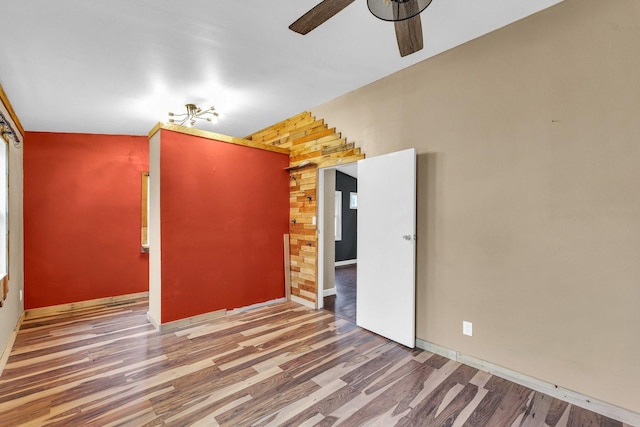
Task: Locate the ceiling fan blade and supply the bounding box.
[394,15,424,57]
[289,0,356,35]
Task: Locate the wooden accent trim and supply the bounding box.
[147,122,163,138]
[415,338,640,426]
[147,122,290,154]
[283,234,291,301]
[316,155,364,169]
[284,161,317,171]
[245,111,313,141]
[25,292,149,319]
[0,311,24,377]
[0,85,25,137]
[323,142,354,155]
[0,275,7,305]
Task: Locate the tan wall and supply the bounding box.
[312,0,640,414]
[147,131,161,324]
[322,169,336,292]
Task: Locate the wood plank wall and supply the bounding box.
[246,112,364,305]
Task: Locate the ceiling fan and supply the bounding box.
[289,0,433,57]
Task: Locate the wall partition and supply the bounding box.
[147,124,290,327]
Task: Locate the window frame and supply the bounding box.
[335,190,342,241]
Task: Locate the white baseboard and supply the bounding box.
[323,288,336,297]
[415,338,640,426]
[291,294,316,309]
[0,311,24,377]
[146,310,162,331]
[335,259,357,267]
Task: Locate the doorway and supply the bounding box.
[318,149,417,347]
[317,164,358,323]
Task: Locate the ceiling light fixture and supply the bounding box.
[168,103,219,127]
[367,0,432,21]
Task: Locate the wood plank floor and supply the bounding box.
[323,265,357,323]
[0,298,628,426]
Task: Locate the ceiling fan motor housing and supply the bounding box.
[367,0,433,22]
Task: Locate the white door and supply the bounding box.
[357,148,416,348]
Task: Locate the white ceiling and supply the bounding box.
[0,0,562,138]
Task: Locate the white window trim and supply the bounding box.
[335,191,342,241]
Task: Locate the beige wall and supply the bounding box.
[0,102,24,367]
[322,169,336,292]
[147,131,161,326]
[312,0,640,414]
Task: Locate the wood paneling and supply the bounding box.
[247,112,365,305]
[0,299,626,426]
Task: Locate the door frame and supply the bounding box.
[316,162,358,309]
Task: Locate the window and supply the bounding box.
[0,139,7,305]
[335,191,342,241]
[350,192,358,209]
[1,102,19,307]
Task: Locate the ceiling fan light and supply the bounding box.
[367,0,432,22]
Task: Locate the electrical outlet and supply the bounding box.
[19,289,23,301]
[463,321,473,336]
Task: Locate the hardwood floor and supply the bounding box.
[324,265,357,323]
[0,298,628,426]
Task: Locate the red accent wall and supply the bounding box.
[24,132,149,309]
[160,129,289,322]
